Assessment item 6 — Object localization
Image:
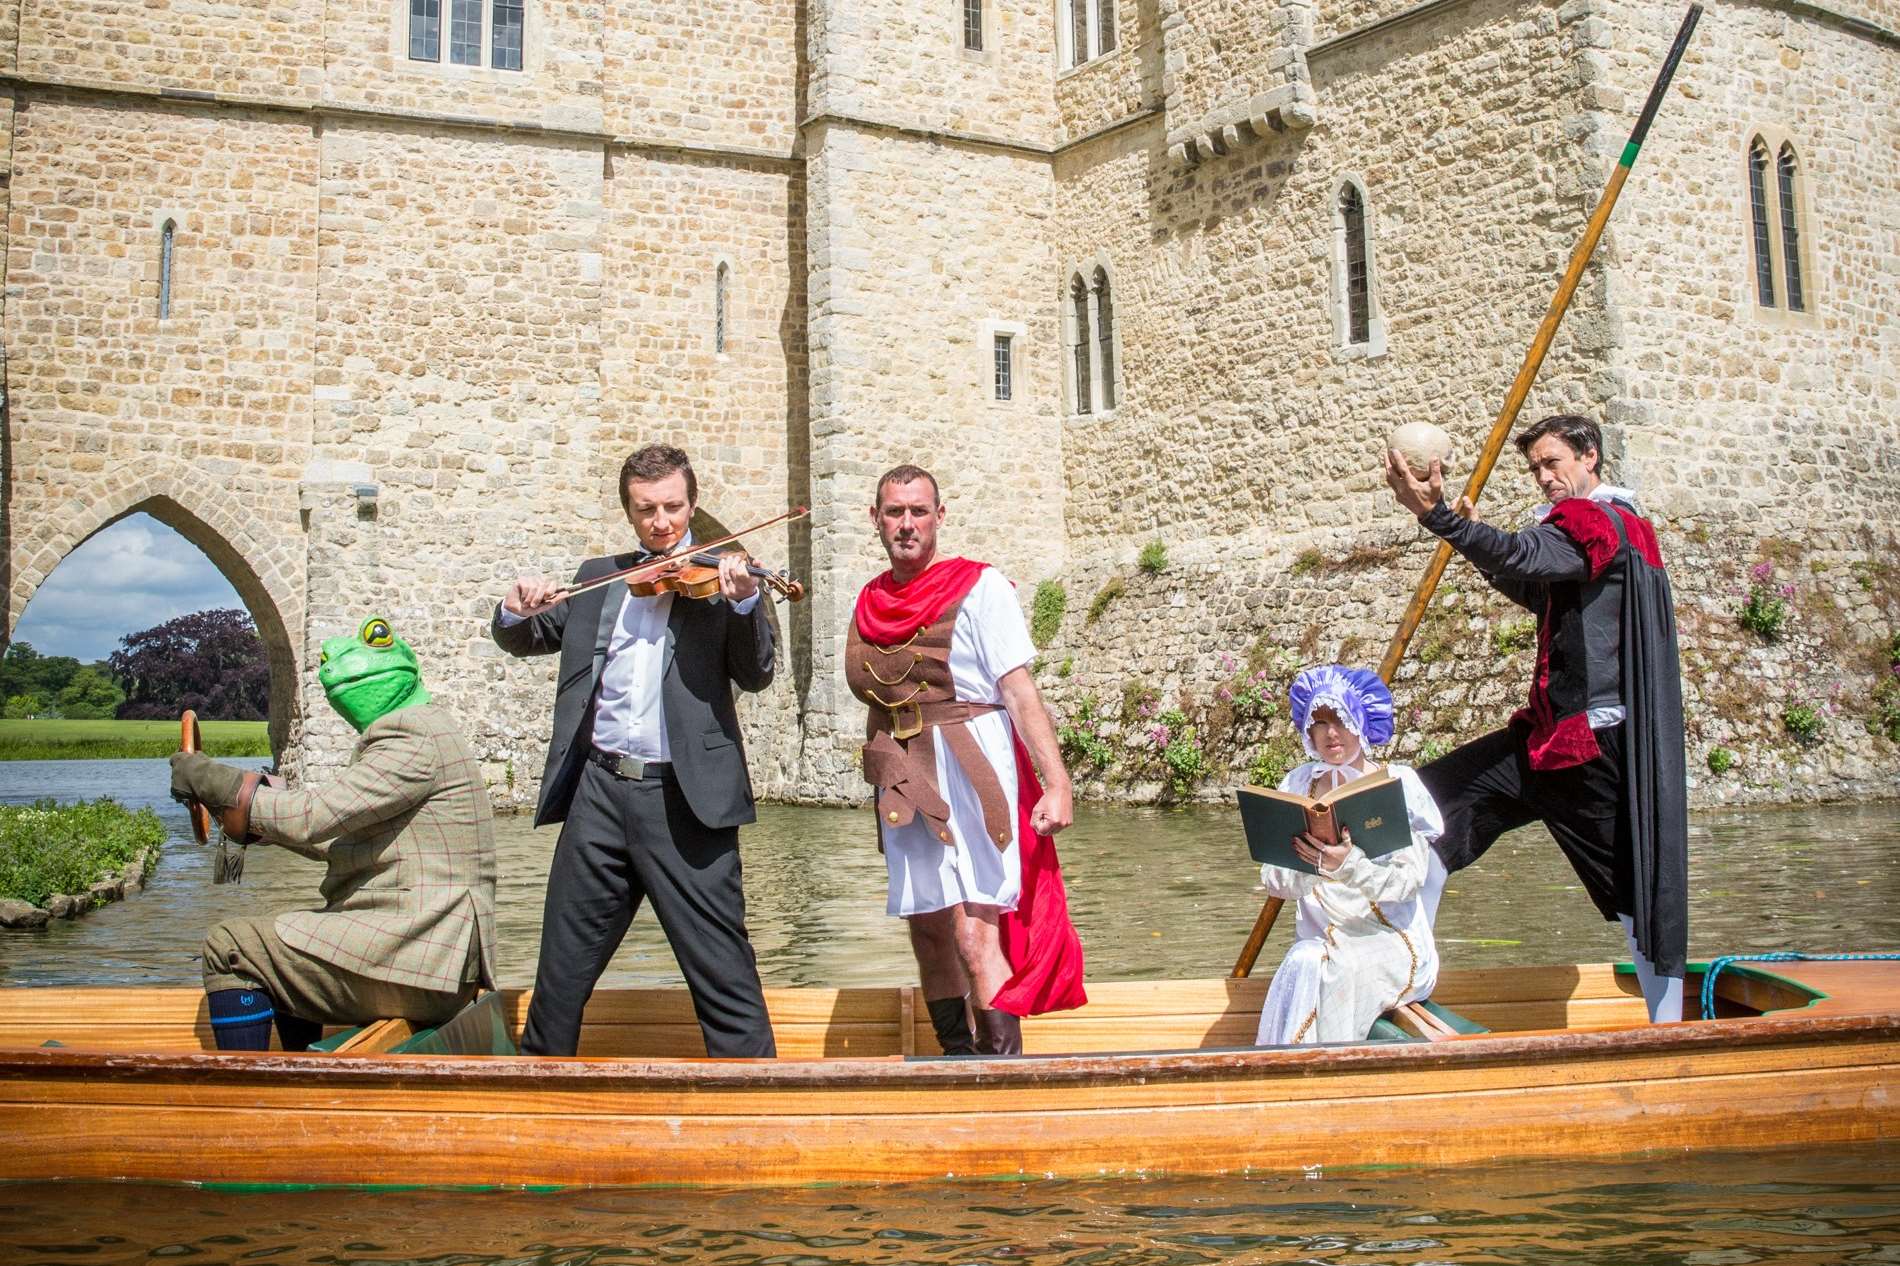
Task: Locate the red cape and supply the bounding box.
[855,556,1088,1017]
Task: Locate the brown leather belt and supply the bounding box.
[864,700,1014,848]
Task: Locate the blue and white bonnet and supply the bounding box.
[1288,665,1395,759]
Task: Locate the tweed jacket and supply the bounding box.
[248,704,498,993]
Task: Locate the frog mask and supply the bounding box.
[317,617,432,733]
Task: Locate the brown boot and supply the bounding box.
[925,994,976,1056]
[974,1006,1022,1056]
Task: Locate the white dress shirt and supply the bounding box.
[498,533,760,762]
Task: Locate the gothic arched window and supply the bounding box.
[1070,273,1092,415]
[1748,137,1775,308]
[1339,183,1370,346]
[1776,142,1805,313]
[1093,267,1116,411]
[158,219,176,320]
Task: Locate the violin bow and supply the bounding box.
[1231,4,1703,980]
[549,505,810,606]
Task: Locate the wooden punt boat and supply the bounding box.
[2,957,1896,1188]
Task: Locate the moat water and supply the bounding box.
[2,759,1898,1262]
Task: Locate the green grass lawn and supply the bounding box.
[0,718,271,761]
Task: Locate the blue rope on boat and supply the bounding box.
[1699,951,1900,1020]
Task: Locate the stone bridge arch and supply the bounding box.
[6,461,304,760]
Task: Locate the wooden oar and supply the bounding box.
[179,710,211,846]
[1232,3,1703,979]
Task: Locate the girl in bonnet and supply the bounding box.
[1254,665,1446,1045]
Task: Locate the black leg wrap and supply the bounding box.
[274,1011,324,1053]
[974,1007,1022,1057]
[925,994,975,1056]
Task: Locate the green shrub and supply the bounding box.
[1871,676,1900,743]
[1086,576,1125,625]
[0,798,164,907]
[1120,680,1159,722]
[1290,549,1323,577]
[1706,746,1736,775]
[1137,539,1168,575]
[1057,696,1114,772]
[1491,619,1537,657]
[1417,736,1451,764]
[1888,632,1900,667]
[1738,562,1793,640]
[1152,708,1207,798]
[1247,735,1303,789]
[1030,580,1067,648]
[1783,702,1821,742]
[1057,657,1074,678]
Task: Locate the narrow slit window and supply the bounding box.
[1776,143,1805,313]
[1748,138,1775,308]
[449,0,483,64]
[409,0,441,61]
[158,219,175,321]
[714,262,729,354]
[1340,184,1370,346]
[1070,275,1092,415]
[492,0,524,70]
[1070,0,1089,67]
[1093,267,1115,411]
[1099,0,1117,53]
[963,0,983,51]
[993,334,1012,401]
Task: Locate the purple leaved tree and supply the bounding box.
[108,608,270,721]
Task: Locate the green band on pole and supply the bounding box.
[1620,139,1641,167]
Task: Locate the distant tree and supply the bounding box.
[3,694,45,719]
[108,609,269,721]
[0,643,83,701]
[58,667,126,720]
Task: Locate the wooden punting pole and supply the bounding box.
[1233,4,1703,978]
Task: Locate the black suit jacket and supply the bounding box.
[491,553,775,830]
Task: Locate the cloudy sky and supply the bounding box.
[12,514,244,663]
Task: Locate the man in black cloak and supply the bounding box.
[1385,413,1689,1022]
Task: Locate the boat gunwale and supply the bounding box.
[5,1008,1897,1091]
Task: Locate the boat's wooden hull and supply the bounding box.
[3,961,1896,1187]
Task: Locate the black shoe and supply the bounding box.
[974,1007,1022,1056]
[926,994,976,1056]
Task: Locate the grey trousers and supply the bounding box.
[203,916,474,1027]
[521,760,776,1057]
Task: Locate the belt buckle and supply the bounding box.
[615,755,646,780]
[889,701,923,741]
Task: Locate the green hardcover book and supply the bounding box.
[1236,772,1414,875]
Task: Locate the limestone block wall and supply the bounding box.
[1054,0,1162,144]
[301,124,606,791]
[805,0,1059,145]
[321,0,604,131]
[12,0,323,100]
[597,149,809,794]
[1,94,318,753]
[601,0,804,151]
[802,120,1065,796]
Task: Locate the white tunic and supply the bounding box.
[1255,761,1444,1046]
[880,568,1035,917]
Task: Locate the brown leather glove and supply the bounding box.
[169,751,247,809]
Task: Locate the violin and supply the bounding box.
[530,506,810,610]
[628,548,806,603]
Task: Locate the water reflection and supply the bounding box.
[2,1144,1898,1264]
[1,759,1897,988]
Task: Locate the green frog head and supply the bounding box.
[317,616,432,733]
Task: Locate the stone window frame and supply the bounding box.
[1057,0,1121,74]
[1060,256,1123,418]
[1741,126,1818,327]
[394,0,534,77]
[710,255,736,359]
[1328,174,1387,360]
[151,209,190,323]
[979,318,1028,409]
[958,0,998,60]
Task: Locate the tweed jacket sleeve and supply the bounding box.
[248,716,437,856]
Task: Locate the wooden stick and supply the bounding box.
[1238,5,1702,977]
[1376,3,1703,684]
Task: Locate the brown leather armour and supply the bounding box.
[845,595,1014,850]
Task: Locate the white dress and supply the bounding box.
[880,568,1035,917]
[1254,761,1444,1045]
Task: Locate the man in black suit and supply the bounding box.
[493,444,777,1057]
